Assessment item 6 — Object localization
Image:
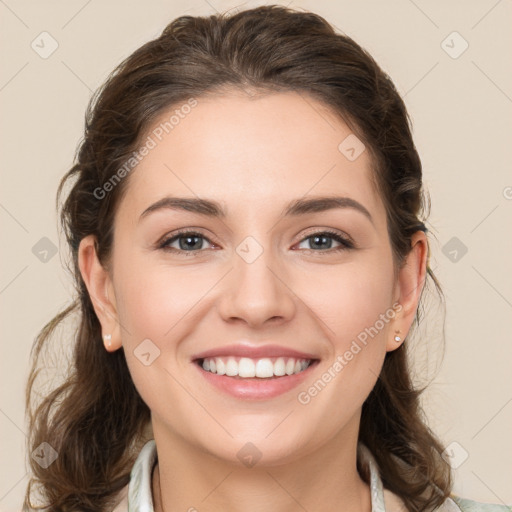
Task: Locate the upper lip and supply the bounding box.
[192,342,319,361]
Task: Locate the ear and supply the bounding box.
[78,235,122,352]
[387,230,428,352]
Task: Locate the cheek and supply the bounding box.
[114,245,395,351]
[301,257,396,344]
[292,263,394,419]
[112,260,195,412]
[113,257,213,343]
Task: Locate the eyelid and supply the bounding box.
[157,226,355,254]
[156,228,219,251]
[295,226,355,248]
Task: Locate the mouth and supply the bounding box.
[196,356,317,378]
[193,356,320,399]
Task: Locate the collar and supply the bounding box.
[119,439,461,512]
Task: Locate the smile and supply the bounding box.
[199,356,312,378]
[194,356,320,400]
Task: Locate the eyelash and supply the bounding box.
[157,228,355,255]
[297,229,355,253]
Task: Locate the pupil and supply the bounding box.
[180,235,202,250]
[312,235,331,249]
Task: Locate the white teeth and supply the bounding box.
[285,359,295,375]
[274,357,286,376]
[200,356,312,378]
[238,357,256,377]
[255,358,274,378]
[215,358,226,375]
[225,357,238,376]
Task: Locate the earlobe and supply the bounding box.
[386,231,428,352]
[78,235,122,351]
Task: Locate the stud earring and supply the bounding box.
[103,334,112,348]
[394,331,401,342]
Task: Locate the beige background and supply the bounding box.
[1,0,511,510]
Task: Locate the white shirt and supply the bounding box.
[111,440,509,512]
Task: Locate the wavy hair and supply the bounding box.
[24,5,451,511]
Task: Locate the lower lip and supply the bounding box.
[194,361,319,400]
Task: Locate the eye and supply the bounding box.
[158,230,215,253]
[295,230,354,252]
[157,228,354,255]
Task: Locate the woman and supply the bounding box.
[24,5,509,512]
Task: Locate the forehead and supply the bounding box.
[117,90,385,227]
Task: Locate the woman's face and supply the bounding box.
[81,90,425,465]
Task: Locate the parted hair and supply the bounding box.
[24,5,451,511]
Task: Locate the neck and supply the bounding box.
[151,417,372,512]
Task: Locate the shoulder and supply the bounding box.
[449,496,511,512]
[382,489,510,512]
[111,484,128,512]
[110,439,157,512]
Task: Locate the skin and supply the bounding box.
[79,90,427,512]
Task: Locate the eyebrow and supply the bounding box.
[139,195,373,224]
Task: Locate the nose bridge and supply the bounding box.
[217,233,296,326]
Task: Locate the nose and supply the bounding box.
[216,243,296,328]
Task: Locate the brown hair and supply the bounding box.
[24,5,451,511]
